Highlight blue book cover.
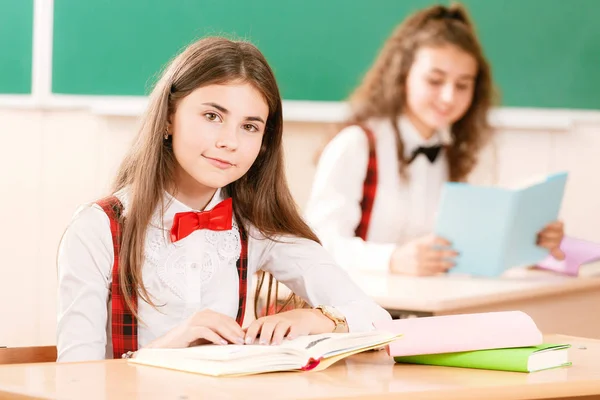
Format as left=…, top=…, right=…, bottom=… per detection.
left=434, top=172, right=568, bottom=277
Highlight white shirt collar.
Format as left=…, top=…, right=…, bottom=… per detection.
left=398, top=115, right=452, bottom=159
left=158, top=188, right=228, bottom=230
left=116, top=186, right=230, bottom=231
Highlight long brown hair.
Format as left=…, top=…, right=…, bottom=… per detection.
left=348, top=3, right=495, bottom=182
left=113, top=37, right=317, bottom=319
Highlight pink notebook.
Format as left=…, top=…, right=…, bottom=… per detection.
left=375, top=311, right=542, bottom=357
left=536, top=236, right=600, bottom=276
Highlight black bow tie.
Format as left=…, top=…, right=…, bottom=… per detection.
left=408, top=145, right=443, bottom=164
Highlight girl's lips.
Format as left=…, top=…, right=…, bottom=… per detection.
left=433, top=107, right=452, bottom=117
left=203, top=155, right=235, bottom=169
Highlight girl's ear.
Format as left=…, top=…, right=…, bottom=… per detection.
left=166, top=116, right=173, bottom=134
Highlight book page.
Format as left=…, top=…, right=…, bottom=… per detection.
left=503, top=171, right=568, bottom=191
left=136, top=341, right=303, bottom=363
left=280, top=331, right=399, bottom=359
left=502, top=174, right=548, bottom=190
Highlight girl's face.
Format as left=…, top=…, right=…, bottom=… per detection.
left=170, top=82, right=268, bottom=198
left=405, top=44, right=478, bottom=137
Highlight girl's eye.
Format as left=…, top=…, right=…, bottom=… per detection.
left=204, top=112, right=222, bottom=122
left=243, top=124, right=259, bottom=132
left=427, top=79, right=443, bottom=86
left=456, top=83, right=471, bottom=91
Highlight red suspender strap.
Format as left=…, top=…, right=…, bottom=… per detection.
left=96, top=196, right=138, bottom=359
left=354, top=126, right=378, bottom=241
left=235, top=224, right=249, bottom=325
left=97, top=196, right=249, bottom=358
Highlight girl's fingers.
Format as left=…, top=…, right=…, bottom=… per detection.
left=212, top=324, right=245, bottom=345
left=258, top=321, right=278, bottom=345
left=244, top=319, right=264, bottom=345
left=550, top=247, right=566, bottom=261
left=422, top=249, right=456, bottom=268
left=286, top=324, right=305, bottom=341
left=537, top=239, right=565, bottom=261
left=271, top=322, right=292, bottom=345
left=424, top=259, right=454, bottom=272
left=432, top=236, right=452, bottom=247
left=189, top=326, right=228, bottom=346
left=203, top=318, right=245, bottom=344
left=538, top=239, right=560, bottom=249
left=539, top=230, right=564, bottom=241
left=545, top=221, right=564, bottom=230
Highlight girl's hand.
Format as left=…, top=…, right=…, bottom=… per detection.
left=244, top=309, right=335, bottom=346
left=537, top=221, right=565, bottom=260
left=389, top=235, right=457, bottom=276
left=145, top=309, right=246, bottom=349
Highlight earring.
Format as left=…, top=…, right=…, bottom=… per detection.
left=164, top=131, right=169, bottom=140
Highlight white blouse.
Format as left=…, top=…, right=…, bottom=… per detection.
left=57, top=188, right=391, bottom=362
left=304, top=116, right=452, bottom=272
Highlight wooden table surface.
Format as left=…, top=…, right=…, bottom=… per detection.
left=0, top=335, right=599, bottom=400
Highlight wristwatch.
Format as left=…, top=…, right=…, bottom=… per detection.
left=315, top=305, right=348, bottom=333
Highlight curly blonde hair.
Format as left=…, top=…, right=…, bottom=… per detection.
left=348, top=3, right=496, bottom=182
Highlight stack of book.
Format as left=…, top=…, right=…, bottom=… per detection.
left=375, top=311, right=571, bottom=373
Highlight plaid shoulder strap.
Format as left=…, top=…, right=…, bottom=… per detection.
left=96, top=196, right=138, bottom=359
left=235, top=224, right=249, bottom=325
left=97, top=196, right=249, bottom=358
left=354, top=126, right=378, bottom=240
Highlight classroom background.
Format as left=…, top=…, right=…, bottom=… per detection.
left=1, top=0, right=599, bottom=347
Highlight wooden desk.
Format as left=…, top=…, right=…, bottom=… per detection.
left=0, top=335, right=599, bottom=400
left=351, top=268, right=600, bottom=338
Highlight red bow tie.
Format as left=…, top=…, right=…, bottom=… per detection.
left=170, top=198, right=233, bottom=242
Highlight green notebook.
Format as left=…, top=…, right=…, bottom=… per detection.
left=394, top=344, right=572, bottom=373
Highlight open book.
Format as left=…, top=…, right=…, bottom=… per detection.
left=129, top=330, right=400, bottom=377
left=435, top=171, right=568, bottom=277
left=394, top=344, right=571, bottom=373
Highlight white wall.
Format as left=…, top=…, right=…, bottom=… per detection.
left=0, top=108, right=599, bottom=346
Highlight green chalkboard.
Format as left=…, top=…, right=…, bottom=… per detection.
left=0, top=0, right=33, bottom=94
left=52, top=0, right=600, bottom=109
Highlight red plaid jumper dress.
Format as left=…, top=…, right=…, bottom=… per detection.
left=96, top=196, right=249, bottom=359
left=354, top=126, right=378, bottom=240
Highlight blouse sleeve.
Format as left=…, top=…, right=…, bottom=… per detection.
left=56, top=204, right=113, bottom=362
left=249, top=232, right=392, bottom=332
left=304, top=126, right=395, bottom=272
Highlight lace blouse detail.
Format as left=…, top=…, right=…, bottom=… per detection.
left=144, top=223, right=241, bottom=301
